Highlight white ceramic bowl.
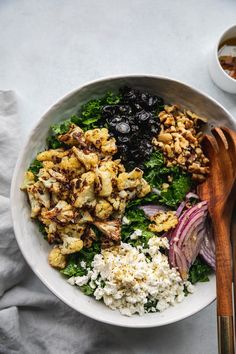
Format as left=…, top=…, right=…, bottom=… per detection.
left=11, top=75, right=236, bottom=328
left=209, top=24, right=236, bottom=94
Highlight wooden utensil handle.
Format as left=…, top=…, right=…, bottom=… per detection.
left=217, top=316, right=234, bottom=354
left=214, top=218, right=233, bottom=317
left=230, top=203, right=236, bottom=344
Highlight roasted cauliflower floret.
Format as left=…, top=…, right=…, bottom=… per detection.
left=85, top=128, right=109, bottom=149
left=148, top=211, right=178, bottom=233
left=41, top=201, right=75, bottom=224
left=36, top=149, right=68, bottom=161
left=58, top=223, right=86, bottom=239
left=95, top=199, right=113, bottom=220
left=58, top=124, right=86, bottom=146
left=48, top=247, right=67, bottom=269
left=72, top=171, right=96, bottom=208
left=60, top=235, right=83, bottom=255
left=117, top=168, right=143, bottom=190
left=72, top=146, right=99, bottom=170
left=84, top=128, right=117, bottom=155
left=27, top=181, right=50, bottom=217
left=59, top=155, right=85, bottom=177
left=101, top=137, right=117, bottom=155
left=38, top=169, right=60, bottom=194
left=93, top=220, right=121, bottom=240
left=137, top=178, right=151, bottom=198
left=44, top=221, right=58, bottom=243
left=81, top=227, right=97, bottom=248
left=77, top=210, right=93, bottom=224
left=42, top=161, right=55, bottom=170
left=48, top=169, right=68, bottom=183
left=99, top=159, right=123, bottom=176
left=21, top=171, right=35, bottom=190
left=95, top=169, right=113, bottom=197
left=27, top=192, right=41, bottom=218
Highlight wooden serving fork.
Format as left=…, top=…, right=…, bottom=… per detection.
left=197, top=127, right=236, bottom=354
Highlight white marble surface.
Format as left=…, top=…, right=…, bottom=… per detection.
left=1, top=0, right=236, bottom=353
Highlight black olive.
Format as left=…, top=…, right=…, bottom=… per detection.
left=130, top=124, right=139, bottom=133
left=117, top=136, right=129, bottom=143
left=147, top=96, right=158, bottom=107
left=132, top=103, right=143, bottom=112
left=123, top=89, right=137, bottom=102
left=102, top=105, right=117, bottom=118
left=118, top=105, right=132, bottom=115
left=103, top=86, right=165, bottom=170
left=108, top=116, right=123, bottom=127
left=115, top=122, right=130, bottom=134
left=118, top=143, right=129, bottom=153
left=136, top=110, right=151, bottom=123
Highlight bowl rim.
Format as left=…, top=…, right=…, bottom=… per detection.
left=215, top=24, right=236, bottom=84
left=10, top=74, right=235, bottom=327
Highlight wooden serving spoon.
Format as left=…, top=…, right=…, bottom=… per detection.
left=219, top=127, right=236, bottom=338
left=197, top=127, right=236, bottom=354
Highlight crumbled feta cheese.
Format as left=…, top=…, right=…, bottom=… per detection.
left=130, top=229, right=142, bottom=240
left=80, top=260, right=86, bottom=268
left=185, top=281, right=195, bottom=294
left=79, top=237, right=192, bottom=316
left=74, top=275, right=90, bottom=286
left=68, top=236, right=195, bottom=317
left=67, top=276, right=75, bottom=285
left=122, top=216, right=130, bottom=225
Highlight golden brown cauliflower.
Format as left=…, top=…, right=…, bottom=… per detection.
left=60, top=235, right=83, bottom=255
left=95, top=199, right=113, bottom=220
left=72, top=171, right=96, bottom=208
left=77, top=210, right=93, bottom=224
left=117, top=168, right=143, bottom=190
left=84, top=128, right=109, bottom=149
left=93, top=220, right=121, bottom=241
left=101, top=137, right=117, bottom=155
left=84, top=128, right=117, bottom=155
left=81, top=227, right=97, bottom=248
left=27, top=181, right=50, bottom=218
left=36, top=149, right=68, bottom=161
left=57, top=223, right=86, bottom=239
left=48, top=169, right=68, bottom=183
left=48, top=247, right=67, bottom=269
left=148, top=211, right=178, bottom=233
left=58, top=124, right=86, bottom=146
left=72, top=147, right=99, bottom=170
left=99, top=159, right=124, bottom=176
left=38, top=169, right=61, bottom=194
left=21, top=171, right=35, bottom=190
left=41, top=201, right=75, bottom=224
left=95, top=169, right=113, bottom=197
left=137, top=178, right=151, bottom=198
left=59, top=155, right=85, bottom=177
left=42, top=161, right=55, bottom=170
left=93, top=220, right=121, bottom=248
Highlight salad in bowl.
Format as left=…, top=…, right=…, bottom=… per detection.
left=21, top=86, right=215, bottom=317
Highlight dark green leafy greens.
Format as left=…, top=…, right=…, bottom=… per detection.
left=35, top=219, right=47, bottom=238
left=61, top=240, right=101, bottom=295
left=127, top=151, right=192, bottom=209
left=121, top=209, right=156, bottom=247
left=28, top=159, right=43, bottom=176
left=188, top=257, right=213, bottom=284
left=47, top=92, right=121, bottom=149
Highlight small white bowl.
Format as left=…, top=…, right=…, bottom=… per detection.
left=209, top=24, right=236, bottom=94
left=10, top=75, right=236, bottom=327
